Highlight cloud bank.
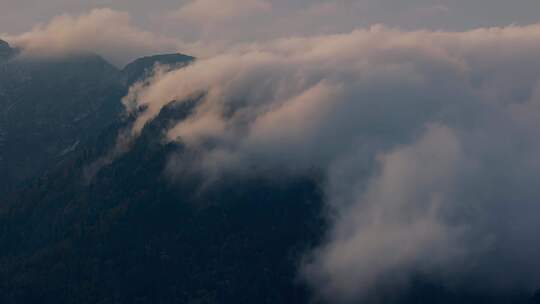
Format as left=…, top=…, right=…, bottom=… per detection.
left=121, top=24, right=540, bottom=302
left=7, top=0, right=540, bottom=48
left=2, top=8, right=183, bottom=66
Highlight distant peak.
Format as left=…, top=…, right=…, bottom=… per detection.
left=0, top=39, right=17, bottom=61
left=123, top=53, right=195, bottom=70
left=121, top=53, right=195, bottom=85
left=0, top=39, right=12, bottom=52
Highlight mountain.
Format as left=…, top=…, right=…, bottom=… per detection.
left=1, top=48, right=539, bottom=304
left=121, top=53, right=194, bottom=85
left=0, top=39, right=16, bottom=62
left=0, top=53, right=124, bottom=194
left=0, top=49, right=193, bottom=195
left=2, top=91, right=539, bottom=304
left=0, top=100, right=325, bottom=304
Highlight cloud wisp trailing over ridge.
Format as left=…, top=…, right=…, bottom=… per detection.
left=5, top=0, right=540, bottom=45
left=2, top=8, right=183, bottom=66
left=121, top=24, right=540, bottom=302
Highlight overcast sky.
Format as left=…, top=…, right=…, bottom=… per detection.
left=3, top=0, right=540, bottom=63
left=3, top=0, right=540, bottom=38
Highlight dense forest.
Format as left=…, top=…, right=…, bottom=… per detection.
left=1, top=38, right=540, bottom=303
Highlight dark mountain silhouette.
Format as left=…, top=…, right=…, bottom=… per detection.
left=0, top=48, right=192, bottom=195
left=0, top=39, right=17, bottom=62
left=0, top=48, right=538, bottom=304
left=121, top=53, right=194, bottom=85
left=0, top=53, right=123, bottom=193
left=0, top=99, right=325, bottom=304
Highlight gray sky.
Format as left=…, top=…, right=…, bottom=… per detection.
left=3, top=0, right=540, bottom=63
left=2, top=0, right=540, bottom=37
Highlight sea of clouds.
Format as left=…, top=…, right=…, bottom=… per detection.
left=123, top=24, right=540, bottom=302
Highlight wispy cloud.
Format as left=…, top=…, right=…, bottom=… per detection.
left=122, top=24, right=540, bottom=301
left=2, top=8, right=184, bottom=66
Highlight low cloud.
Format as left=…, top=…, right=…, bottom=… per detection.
left=2, top=8, right=184, bottom=66
left=304, top=124, right=467, bottom=301
left=121, top=23, right=540, bottom=302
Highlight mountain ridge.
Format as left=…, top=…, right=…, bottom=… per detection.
left=0, top=39, right=17, bottom=62
left=0, top=49, right=194, bottom=195
left=121, top=53, right=194, bottom=85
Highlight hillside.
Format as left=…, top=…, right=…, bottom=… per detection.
left=0, top=41, right=192, bottom=195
